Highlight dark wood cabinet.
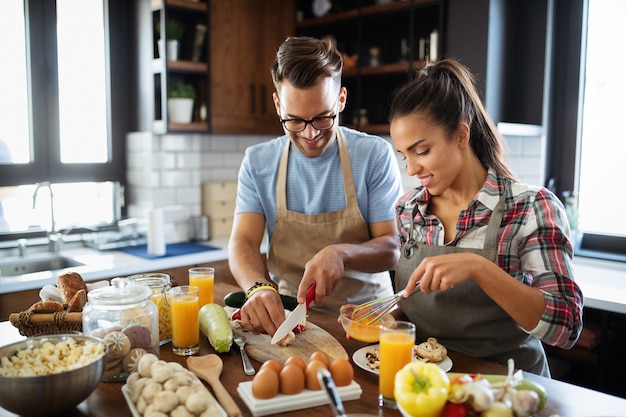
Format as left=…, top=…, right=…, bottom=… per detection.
left=210, top=0, right=294, bottom=135
left=445, top=0, right=548, bottom=126
left=294, top=0, right=444, bottom=135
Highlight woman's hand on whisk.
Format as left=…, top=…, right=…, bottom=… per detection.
left=407, top=253, right=482, bottom=295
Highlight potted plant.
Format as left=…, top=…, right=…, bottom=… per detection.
left=167, top=81, right=196, bottom=123
left=156, top=18, right=185, bottom=61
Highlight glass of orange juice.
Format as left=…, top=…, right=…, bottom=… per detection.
left=378, top=321, right=415, bottom=409
left=168, top=285, right=200, bottom=356
left=189, top=267, right=214, bottom=308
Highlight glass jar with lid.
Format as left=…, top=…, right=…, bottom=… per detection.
left=83, top=285, right=158, bottom=381
left=126, top=273, right=172, bottom=345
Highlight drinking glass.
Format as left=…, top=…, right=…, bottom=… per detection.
left=378, top=321, right=416, bottom=409
left=168, top=285, right=199, bottom=356
left=189, top=267, right=214, bottom=308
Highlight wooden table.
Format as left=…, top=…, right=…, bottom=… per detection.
left=2, top=276, right=626, bottom=417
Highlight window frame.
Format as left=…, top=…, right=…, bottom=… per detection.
left=0, top=0, right=132, bottom=188
left=545, top=0, right=625, bottom=262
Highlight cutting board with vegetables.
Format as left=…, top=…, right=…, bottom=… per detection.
left=225, top=308, right=348, bottom=363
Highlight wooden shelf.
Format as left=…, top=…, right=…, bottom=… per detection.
left=153, top=120, right=209, bottom=133
left=344, top=60, right=427, bottom=77
left=296, top=0, right=435, bottom=28
left=152, top=59, right=208, bottom=73
left=151, top=0, right=207, bottom=12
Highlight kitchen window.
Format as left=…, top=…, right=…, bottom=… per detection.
left=571, top=0, right=626, bottom=261
left=0, top=0, right=133, bottom=235
left=577, top=0, right=626, bottom=237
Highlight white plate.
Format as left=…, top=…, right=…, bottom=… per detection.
left=122, top=384, right=227, bottom=417
left=352, top=344, right=453, bottom=375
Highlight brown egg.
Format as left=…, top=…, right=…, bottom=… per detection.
left=260, top=359, right=283, bottom=375
left=279, top=364, right=305, bottom=395
left=309, top=351, right=331, bottom=367
left=251, top=369, right=279, bottom=399
left=329, top=358, right=354, bottom=386
left=284, top=355, right=307, bottom=372
left=304, top=360, right=327, bottom=390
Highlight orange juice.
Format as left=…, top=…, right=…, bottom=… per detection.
left=168, top=286, right=199, bottom=355
left=189, top=267, right=214, bottom=307
left=378, top=322, right=415, bottom=407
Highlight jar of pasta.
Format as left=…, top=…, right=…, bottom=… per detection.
left=126, top=273, right=172, bottom=345
left=83, top=285, right=158, bottom=381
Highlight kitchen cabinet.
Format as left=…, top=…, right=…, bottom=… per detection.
left=210, top=0, right=294, bottom=135
left=148, top=0, right=211, bottom=133
left=445, top=0, right=548, bottom=125
left=294, top=0, right=444, bottom=135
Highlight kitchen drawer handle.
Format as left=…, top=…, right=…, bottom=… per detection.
left=249, top=84, right=256, bottom=114
left=260, top=85, right=267, bottom=114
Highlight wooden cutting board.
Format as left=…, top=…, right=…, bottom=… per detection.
left=227, top=311, right=348, bottom=363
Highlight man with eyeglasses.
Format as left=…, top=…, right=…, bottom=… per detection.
left=228, top=36, right=403, bottom=337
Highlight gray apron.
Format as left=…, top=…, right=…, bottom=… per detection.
left=395, top=186, right=550, bottom=376
left=267, top=130, right=393, bottom=314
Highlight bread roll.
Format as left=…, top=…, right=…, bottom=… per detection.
left=28, top=300, right=64, bottom=313
left=56, top=272, right=87, bottom=304
left=66, top=288, right=87, bottom=312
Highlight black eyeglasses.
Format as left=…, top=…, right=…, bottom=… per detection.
left=279, top=114, right=337, bottom=132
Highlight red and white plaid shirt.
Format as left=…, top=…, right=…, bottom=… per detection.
left=395, top=169, right=584, bottom=349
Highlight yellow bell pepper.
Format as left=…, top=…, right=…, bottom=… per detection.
left=394, top=361, right=450, bottom=417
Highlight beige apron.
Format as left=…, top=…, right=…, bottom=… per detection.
left=395, top=185, right=550, bottom=376
left=267, top=130, right=394, bottom=314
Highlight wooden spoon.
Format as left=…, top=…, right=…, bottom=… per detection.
left=187, top=354, right=242, bottom=417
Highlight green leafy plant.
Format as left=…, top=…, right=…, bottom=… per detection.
left=168, top=81, right=196, bottom=99
left=156, top=18, right=184, bottom=40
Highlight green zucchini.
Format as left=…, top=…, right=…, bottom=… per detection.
left=198, top=303, right=233, bottom=353
left=223, top=290, right=298, bottom=310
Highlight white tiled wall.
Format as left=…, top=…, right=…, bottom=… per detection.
left=126, top=123, right=546, bottom=243
left=498, top=122, right=545, bottom=188
left=125, top=132, right=272, bottom=243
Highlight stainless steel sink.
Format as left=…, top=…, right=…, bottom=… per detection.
left=0, top=254, right=84, bottom=277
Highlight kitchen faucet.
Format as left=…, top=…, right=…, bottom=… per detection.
left=32, top=182, right=62, bottom=253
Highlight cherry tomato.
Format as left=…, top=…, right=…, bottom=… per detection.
left=440, top=402, right=470, bottom=417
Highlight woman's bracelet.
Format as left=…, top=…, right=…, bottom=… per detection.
left=246, top=281, right=278, bottom=299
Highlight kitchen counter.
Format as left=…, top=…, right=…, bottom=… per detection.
left=2, top=274, right=626, bottom=417
left=2, top=240, right=625, bottom=317
left=0, top=238, right=231, bottom=295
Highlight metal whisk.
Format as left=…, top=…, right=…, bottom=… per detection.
left=351, top=284, right=421, bottom=325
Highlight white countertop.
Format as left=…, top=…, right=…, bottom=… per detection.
left=572, top=256, right=626, bottom=315
left=1, top=240, right=625, bottom=315
left=0, top=238, right=230, bottom=295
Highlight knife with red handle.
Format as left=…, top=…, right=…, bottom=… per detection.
left=270, top=283, right=316, bottom=344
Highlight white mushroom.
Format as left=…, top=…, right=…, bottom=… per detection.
left=152, top=390, right=179, bottom=414
left=185, top=392, right=210, bottom=414
left=138, top=353, right=159, bottom=378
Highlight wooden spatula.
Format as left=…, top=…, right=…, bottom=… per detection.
left=187, top=354, right=242, bottom=417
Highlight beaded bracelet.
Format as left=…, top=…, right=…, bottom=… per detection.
left=246, top=281, right=278, bottom=299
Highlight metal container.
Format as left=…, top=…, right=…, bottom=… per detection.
left=0, top=334, right=107, bottom=417
left=190, top=215, right=210, bottom=241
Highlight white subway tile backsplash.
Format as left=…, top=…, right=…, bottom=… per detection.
left=125, top=131, right=269, bottom=243
left=498, top=123, right=545, bottom=188
left=161, top=170, right=192, bottom=188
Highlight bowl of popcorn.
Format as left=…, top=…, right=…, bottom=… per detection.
left=0, top=334, right=108, bottom=417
